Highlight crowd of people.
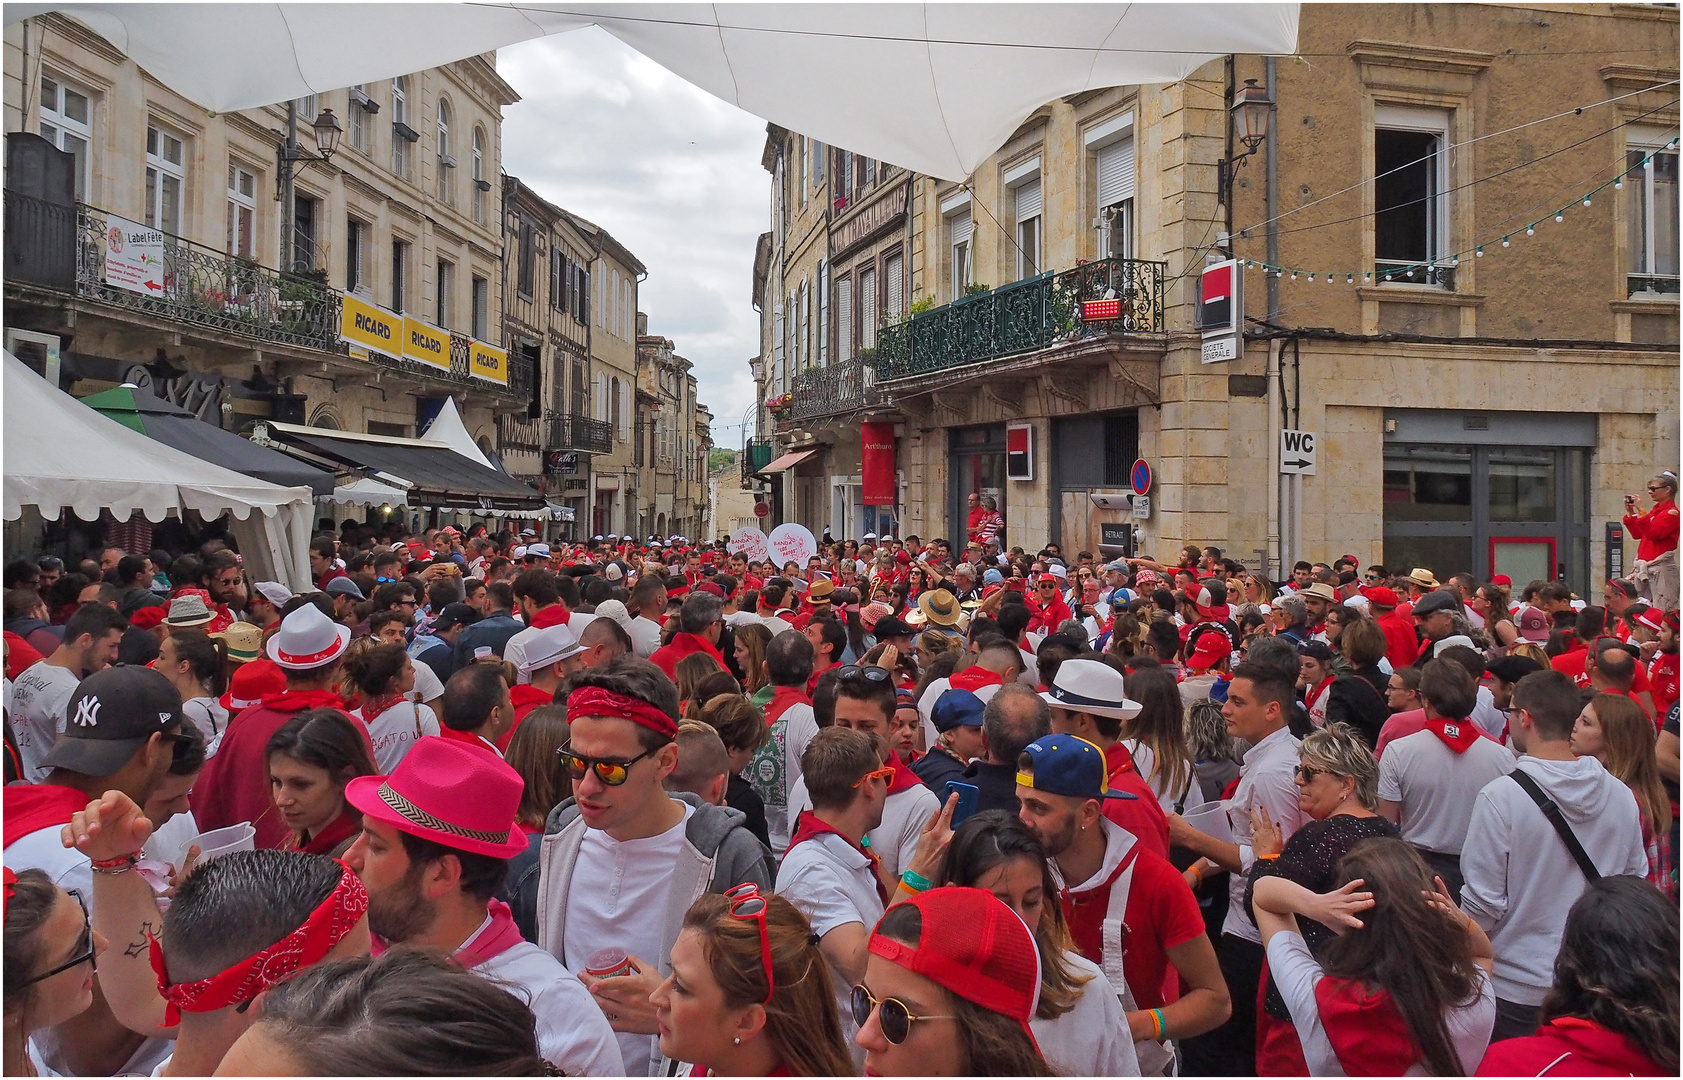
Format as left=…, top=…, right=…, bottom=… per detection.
left=2, top=482, right=1678, bottom=1077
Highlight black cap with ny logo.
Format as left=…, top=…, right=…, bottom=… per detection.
left=40, top=666, right=184, bottom=777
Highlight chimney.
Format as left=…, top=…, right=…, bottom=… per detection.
left=636, top=311, right=648, bottom=336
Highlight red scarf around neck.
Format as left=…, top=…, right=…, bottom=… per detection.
left=1304, top=676, right=1334, bottom=710
left=764, top=685, right=811, bottom=726
left=885, top=750, right=924, bottom=797
left=529, top=605, right=571, bottom=630
left=291, top=811, right=361, bottom=856
left=1425, top=716, right=1483, bottom=754
left=261, top=689, right=351, bottom=713
left=1314, top=978, right=1422, bottom=1076
left=360, top=693, right=406, bottom=725
left=3, top=784, right=89, bottom=849
left=787, top=810, right=889, bottom=905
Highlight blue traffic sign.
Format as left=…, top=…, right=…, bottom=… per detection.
left=1130, top=459, right=1153, bottom=496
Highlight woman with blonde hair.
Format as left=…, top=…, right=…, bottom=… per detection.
left=675, top=651, right=728, bottom=713
left=733, top=622, right=773, bottom=701
left=1122, top=664, right=1193, bottom=812
left=1571, top=693, right=1674, bottom=896
left=651, top=889, right=854, bottom=1076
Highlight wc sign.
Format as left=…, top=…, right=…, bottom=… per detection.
left=1279, top=429, right=1318, bottom=475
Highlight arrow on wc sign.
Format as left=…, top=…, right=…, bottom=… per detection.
left=1280, top=429, right=1317, bottom=475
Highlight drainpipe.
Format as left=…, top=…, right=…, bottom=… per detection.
left=1264, top=55, right=1283, bottom=580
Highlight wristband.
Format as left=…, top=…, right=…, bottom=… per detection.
left=1257, top=852, right=1280, bottom=861
left=900, top=869, right=933, bottom=892
left=1151, top=1008, right=1168, bottom=1041
left=89, top=853, right=139, bottom=874
left=1188, top=863, right=1204, bottom=884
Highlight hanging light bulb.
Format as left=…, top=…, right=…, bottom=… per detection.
left=1501, top=236, right=1510, bottom=248
left=1363, top=273, right=1372, bottom=283
left=1583, top=196, right=1592, bottom=207
left=1555, top=212, right=1564, bottom=223
left=1346, top=274, right=1354, bottom=284
left=1614, top=178, right=1624, bottom=190
left=1475, top=246, right=1483, bottom=257
left=1307, top=272, right=1315, bottom=282
left=1526, top=225, right=1535, bottom=236
left=1290, top=271, right=1297, bottom=281
left=1451, top=256, right=1460, bottom=266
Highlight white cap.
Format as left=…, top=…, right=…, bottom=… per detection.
left=527, top=543, right=552, bottom=558
left=511, top=545, right=527, bottom=558
left=1048, top=564, right=1068, bottom=580
left=253, top=580, right=292, bottom=608
left=519, top=623, right=585, bottom=672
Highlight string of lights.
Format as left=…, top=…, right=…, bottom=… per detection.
left=1239, top=140, right=1679, bottom=285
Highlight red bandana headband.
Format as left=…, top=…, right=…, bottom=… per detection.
left=149, top=862, right=368, bottom=1025
left=567, top=686, right=679, bottom=738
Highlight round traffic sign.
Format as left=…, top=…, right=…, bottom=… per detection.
left=754, top=502, right=771, bottom=518
left=1130, top=459, right=1153, bottom=496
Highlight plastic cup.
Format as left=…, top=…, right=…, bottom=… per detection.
left=1182, top=800, right=1233, bottom=844
left=584, top=948, right=634, bottom=980
left=182, top=822, right=256, bottom=867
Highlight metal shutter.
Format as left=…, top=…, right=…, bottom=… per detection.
left=836, top=276, right=853, bottom=361
left=885, top=254, right=904, bottom=319
left=1014, top=178, right=1042, bottom=222
left=1097, top=136, right=1134, bottom=208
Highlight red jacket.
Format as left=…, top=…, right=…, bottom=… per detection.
left=650, top=632, right=727, bottom=680
left=1623, top=500, right=1678, bottom=563
left=1476, top=1017, right=1667, bottom=1076
left=1027, top=594, right=1074, bottom=636
left=1101, top=743, right=1170, bottom=862
left=1375, top=609, right=1421, bottom=669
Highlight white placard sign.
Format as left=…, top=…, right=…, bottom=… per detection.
left=765, top=523, right=818, bottom=569
left=103, top=215, right=166, bottom=296
left=727, top=526, right=769, bottom=560
left=1279, top=429, right=1318, bottom=475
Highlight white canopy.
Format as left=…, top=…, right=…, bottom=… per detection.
left=3, top=352, right=315, bottom=590
left=17, top=3, right=1299, bottom=179
left=421, top=397, right=494, bottom=470
left=322, top=477, right=409, bottom=508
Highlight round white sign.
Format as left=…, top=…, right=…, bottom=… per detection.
left=765, top=522, right=819, bottom=568
left=727, top=526, right=769, bottom=560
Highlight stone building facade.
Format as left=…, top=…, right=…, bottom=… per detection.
left=749, top=3, right=1678, bottom=592
left=636, top=322, right=713, bottom=540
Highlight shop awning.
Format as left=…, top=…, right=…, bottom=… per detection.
left=758, top=448, right=819, bottom=475
left=258, top=422, right=544, bottom=510
left=79, top=385, right=337, bottom=496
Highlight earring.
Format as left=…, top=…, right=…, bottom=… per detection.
left=733, top=1037, right=741, bottom=1046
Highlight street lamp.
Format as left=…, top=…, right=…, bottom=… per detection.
left=278, top=102, right=344, bottom=273
left=1218, top=79, right=1273, bottom=207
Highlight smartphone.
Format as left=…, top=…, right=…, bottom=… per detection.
left=943, top=781, right=981, bottom=827
left=1007, top=580, right=1024, bottom=592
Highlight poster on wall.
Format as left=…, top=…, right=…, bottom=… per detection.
left=861, top=421, right=897, bottom=506
left=1006, top=423, right=1033, bottom=481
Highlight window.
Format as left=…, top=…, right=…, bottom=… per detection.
left=348, top=86, right=369, bottom=153
left=435, top=259, right=452, bottom=328
left=575, top=263, right=590, bottom=324
left=436, top=99, right=454, bottom=204
left=949, top=209, right=972, bottom=298
left=884, top=252, right=904, bottom=322
left=1374, top=106, right=1451, bottom=286
left=472, top=127, right=486, bottom=224
left=145, top=122, right=186, bottom=235
left=517, top=217, right=535, bottom=299
left=471, top=275, right=489, bottom=340
left=391, top=240, right=409, bottom=313
left=1090, top=124, right=1135, bottom=260
left=1011, top=172, right=1042, bottom=280
left=835, top=275, right=853, bottom=360
left=551, top=249, right=567, bottom=311
left=798, top=137, right=807, bottom=206
left=226, top=163, right=256, bottom=258
left=345, top=217, right=366, bottom=293
left=860, top=266, right=878, bottom=348
left=391, top=76, right=412, bottom=178
left=1624, top=129, right=1679, bottom=295
left=612, top=378, right=624, bottom=441
left=291, top=196, right=317, bottom=270
left=864, top=157, right=877, bottom=188
left=296, top=95, right=317, bottom=124
left=39, top=74, right=92, bottom=199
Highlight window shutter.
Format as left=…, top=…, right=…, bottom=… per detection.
left=951, top=210, right=973, bottom=245
left=860, top=267, right=877, bottom=348
left=1097, top=137, right=1134, bottom=208
left=836, top=276, right=853, bottom=361
left=885, top=254, right=904, bottom=319
left=1014, top=179, right=1042, bottom=222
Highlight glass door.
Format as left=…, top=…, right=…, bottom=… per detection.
left=948, top=426, right=1005, bottom=547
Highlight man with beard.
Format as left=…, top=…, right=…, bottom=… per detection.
left=344, top=737, right=623, bottom=1076
left=201, top=551, right=248, bottom=623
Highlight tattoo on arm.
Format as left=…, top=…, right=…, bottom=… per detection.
left=122, top=920, right=157, bottom=959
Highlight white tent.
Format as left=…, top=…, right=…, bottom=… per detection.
left=3, top=352, right=315, bottom=591
left=421, top=397, right=494, bottom=470
left=322, top=477, right=409, bottom=508
left=15, top=3, right=1299, bottom=179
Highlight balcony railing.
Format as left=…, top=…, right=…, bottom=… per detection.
left=6, top=192, right=531, bottom=398
left=741, top=437, right=772, bottom=488
left=1374, top=260, right=1455, bottom=290
left=789, top=355, right=880, bottom=421
left=873, top=255, right=1164, bottom=383
left=547, top=413, right=613, bottom=455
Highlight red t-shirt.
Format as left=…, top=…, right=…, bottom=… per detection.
left=1062, top=835, right=1206, bottom=1011
left=1102, top=742, right=1171, bottom=862
left=1554, top=643, right=1652, bottom=696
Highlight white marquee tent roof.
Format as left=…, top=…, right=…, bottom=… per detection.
left=422, top=396, right=495, bottom=470
left=14, top=3, right=1299, bottom=179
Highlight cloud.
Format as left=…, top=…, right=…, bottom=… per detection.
left=497, top=29, right=767, bottom=446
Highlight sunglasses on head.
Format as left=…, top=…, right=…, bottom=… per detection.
left=851, top=983, right=956, bottom=1044
left=557, top=743, right=658, bottom=786
left=17, top=889, right=94, bottom=988
left=835, top=665, right=891, bottom=685
left=722, top=884, right=775, bottom=1002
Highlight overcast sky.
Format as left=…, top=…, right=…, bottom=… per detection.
left=498, top=28, right=767, bottom=451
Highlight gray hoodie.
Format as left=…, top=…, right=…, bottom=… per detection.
left=533, top=791, right=774, bottom=1075
left=1460, top=755, right=1648, bottom=1005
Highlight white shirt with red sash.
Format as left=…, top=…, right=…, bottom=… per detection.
left=1304, top=676, right=1334, bottom=729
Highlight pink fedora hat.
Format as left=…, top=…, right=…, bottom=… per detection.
left=345, top=737, right=529, bottom=859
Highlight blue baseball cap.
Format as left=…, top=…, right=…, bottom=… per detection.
left=932, top=688, right=986, bottom=733
left=1016, top=735, right=1135, bottom=800
left=983, top=568, right=1004, bottom=586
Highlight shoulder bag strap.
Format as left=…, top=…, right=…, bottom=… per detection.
left=1508, top=769, right=1601, bottom=881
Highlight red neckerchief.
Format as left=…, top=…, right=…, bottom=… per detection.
left=529, top=605, right=571, bottom=630
left=260, top=689, right=351, bottom=713
left=3, top=784, right=89, bottom=849
left=291, top=811, right=361, bottom=856
left=360, top=693, right=406, bottom=725
left=672, top=632, right=728, bottom=668
left=510, top=684, right=553, bottom=713
left=764, top=685, right=811, bottom=726
left=886, top=750, right=923, bottom=796
left=1304, top=676, right=1334, bottom=710
left=1425, top=716, right=1482, bottom=754
left=1313, top=978, right=1421, bottom=1076
left=788, top=811, right=888, bottom=905
left=950, top=666, right=1004, bottom=695
left=451, top=900, right=527, bottom=969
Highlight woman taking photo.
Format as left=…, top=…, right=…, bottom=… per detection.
left=1251, top=836, right=1495, bottom=1076
left=855, top=887, right=1051, bottom=1077
left=936, top=812, right=1141, bottom=1076
left=264, top=708, right=375, bottom=858
left=1122, top=665, right=1194, bottom=813
left=4, top=868, right=107, bottom=1077
left=153, top=628, right=229, bottom=745
left=1476, top=875, right=1677, bottom=1076
left=650, top=888, right=853, bottom=1077
left=344, top=643, right=438, bottom=772
left=1571, top=693, right=1674, bottom=897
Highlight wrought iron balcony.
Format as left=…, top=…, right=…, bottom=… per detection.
left=547, top=413, right=613, bottom=455
left=789, top=355, right=880, bottom=421
left=872, top=255, right=1165, bottom=383
left=741, top=437, right=772, bottom=488
left=1373, top=260, right=1455, bottom=290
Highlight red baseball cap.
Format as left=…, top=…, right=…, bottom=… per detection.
left=1037, top=573, right=1059, bottom=585
left=1187, top=632, right=1232, bottom=671
left=1362, top=585, right=1401, bottom=609
left=1490, top=574, right=1512, bottom=587
left=868, top=887, right=1041, bottom=1039
left=345, top=736, right=529, bottom=859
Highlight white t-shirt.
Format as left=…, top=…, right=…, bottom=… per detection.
left=410, top=660, right=445, bottom=705
left=562, top=804, right=694, bottom=1077
left=182, top=695, right=230, bottom=747
left=1378, top=728, right=1516, bottom=855
left=9, top=661, right=80, bottom=782
left=4, top=826, right=92, bottom=900
left=629, top=616, right=664, bottom=659
left=1119, top=738, right=1187, bottom=814
left=758, top=614, right=794, bottom=637
left=747, top=701, right=817, bottom=857
left=352, top=700, right=442, bottom=773
left=136, top=810, right=201, bottom=910
left=1030, top=951, right=1142, bottom=1077
left=781, top=777, right=935, bottom=880
left=1224, top=725, right=1308, bottom=943
left=775, top=830, right=885, bottom=1065
left=1266, top=930, right=1494, bottom=1076
left=470, top=932, right=625, bottom=1077
left=721, top=610, right=763, bottom=629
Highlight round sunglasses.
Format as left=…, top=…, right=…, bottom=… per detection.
left=851, top=983, right=956, bottom=1044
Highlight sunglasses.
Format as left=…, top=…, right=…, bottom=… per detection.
left=1293, top=764, right=1323, bottom=782
left=853, top=765, right=896, bottom=788
left=557, top=743, right=658, bottom=786
left=723, top=883, right=775, bottom=1002
left=836, top=665, right=891, bottom=685
left=17, top=889, right=94, bottom=988
left=851, top=983, right=956, bottom=1044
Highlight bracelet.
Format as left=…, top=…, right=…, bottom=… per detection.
left=1150, top=1007, right=1168, bottom=1040
left=89, top=853, right=139, bottom=875
left=900, top=869, right=933, bottom=892
left=1257, top=852, right=1280, bottom=861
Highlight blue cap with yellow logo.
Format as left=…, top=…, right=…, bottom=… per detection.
left=1016, top=735, right=1136, bottom=800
